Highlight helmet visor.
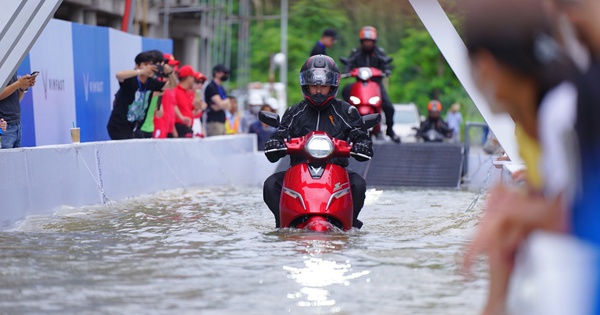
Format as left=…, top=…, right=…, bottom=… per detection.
left=299, top=68, right=340, bottom=87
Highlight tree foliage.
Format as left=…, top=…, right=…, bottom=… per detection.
left=241, top=0, right=477, bottom=120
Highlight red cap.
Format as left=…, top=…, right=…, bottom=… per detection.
left=163, top=53, right=180, bottom=66
left=194, top=71, right=207, bottom=82
left=178, top=65, right=195, bottom=78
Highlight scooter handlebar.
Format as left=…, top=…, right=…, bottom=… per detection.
left=284, top=132, right=352, bottom=159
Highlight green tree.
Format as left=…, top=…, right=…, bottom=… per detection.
left=388, top=27, right=472, bottom=118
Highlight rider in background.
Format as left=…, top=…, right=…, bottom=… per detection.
left=342, top=26, right=401, bottom=143
left=310, top=29, right=337, bottom=56
left=263, top=55, right=373, bottom=229
left=416, top=100, right=453, bottom=141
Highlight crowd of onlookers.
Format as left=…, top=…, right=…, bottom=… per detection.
left=106, top=50, right=278, bottom=150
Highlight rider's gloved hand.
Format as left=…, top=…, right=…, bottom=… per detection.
left=264, top=138, right=287, bottom=163
left=351, top=140, right=373, bottom=162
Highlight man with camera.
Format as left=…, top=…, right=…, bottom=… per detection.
left=107, top=50, right=176, bottom=140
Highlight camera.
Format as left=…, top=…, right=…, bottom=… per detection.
left=154, top=63, right=169, bottom=78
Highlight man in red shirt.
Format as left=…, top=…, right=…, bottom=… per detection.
left=172, top=65, right=196, bottom=138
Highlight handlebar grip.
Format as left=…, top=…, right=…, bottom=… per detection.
left=350, top=152, right=372, bottom=160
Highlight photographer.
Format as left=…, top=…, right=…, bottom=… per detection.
left=107, top=50, right=176, bottom=140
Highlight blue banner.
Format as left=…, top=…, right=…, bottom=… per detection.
left=16, top=55, right=35, bottom=147
left=72, top=23, right=111, bottom=142
left=142, top=37, right=173, bottom=55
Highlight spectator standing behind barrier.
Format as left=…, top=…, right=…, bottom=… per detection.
left=249, top=104, right=277, bottom=150
left=107, top=51, right=175, bottom=140
left=172, top=65, right=197, bottom=138
left=204, top=64, right=231, bottom=137
left=0, top=73, right=36, bottom=149
left=310, top=29, right=337, bottom=56
left=225, top=96, right=241, bottom=134
left=240, top=92, right=264, bottom=133
left=191, top=71, right=208, bottom=137
left=446, top=103, right=463, bottom=142
left=144, top=53, right=180, bottom=138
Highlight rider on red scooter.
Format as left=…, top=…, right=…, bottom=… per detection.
left=342, top=26, right=401, bottom=143
left=263, top=55, right=373, bottom=229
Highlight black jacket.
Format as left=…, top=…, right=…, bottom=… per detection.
left=271, top=99, right=372, bottom=167
left=344, top=46, right=391, bottom=79
left=417, top=118, right=453, bottom=140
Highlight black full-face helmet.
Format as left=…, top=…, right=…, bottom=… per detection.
left=299, top=54, right=341, bottom=110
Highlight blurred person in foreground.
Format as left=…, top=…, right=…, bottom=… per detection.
left=0, top=72, right=36, bottom=148
left=461, top=0, right=579, bottom=314
left=552, top=1, right=600, bottom=313
left=204, top=64, right=231, bottom=137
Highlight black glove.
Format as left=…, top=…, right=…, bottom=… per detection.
left=351, top=140, right=373, bottom=162
left=264, top=138, right=287, bottom=163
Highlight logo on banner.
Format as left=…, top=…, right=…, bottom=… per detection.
left=41, top=69, right=66, bottom=100
left=83, top=72, right=105, bottom=102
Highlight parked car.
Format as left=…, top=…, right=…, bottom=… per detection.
left=387, top=103, right=421, bottom=142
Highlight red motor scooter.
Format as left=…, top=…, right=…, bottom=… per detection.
left=260, top=111, right=380, bottom=232
left=340, top=57, right=392, bottom=138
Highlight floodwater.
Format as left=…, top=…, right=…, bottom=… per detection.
left=0, top=187, right=488, bottom=315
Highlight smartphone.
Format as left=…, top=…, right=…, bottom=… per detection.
left=30, top=71, right=39, bottom=77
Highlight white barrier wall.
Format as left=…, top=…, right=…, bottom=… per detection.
left=0, top=135, right=278, bottom=228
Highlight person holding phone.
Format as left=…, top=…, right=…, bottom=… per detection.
left=0, top=72, right=36, bottom=149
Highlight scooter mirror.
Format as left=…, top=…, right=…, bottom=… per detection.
left=362, top=113, right=381, bottom=131
left=259, top=110, right=280, bottom=128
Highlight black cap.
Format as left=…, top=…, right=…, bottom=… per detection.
left=212, top=64, right=230, bottom=74
left=322, top=29, right=337, bottom=39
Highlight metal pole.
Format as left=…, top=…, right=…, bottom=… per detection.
left=128, top=0, right=137, bottom=34
left=280, top=0, right=288, bottom=86
left=162, top=0, right=169, bottom=38
left=225, top=0, right=232, bottom=73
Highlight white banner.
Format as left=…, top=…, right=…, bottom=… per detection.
left=29, top=19, right=77, bottom=146
left=108, top=29, right=142, bottom=110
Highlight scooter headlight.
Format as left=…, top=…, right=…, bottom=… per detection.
left=306, top=134, right=334, bottom=159
left=357, top=67, right=373, bottom=81
left=349, top=96, right=361, bottom=105
left=368, top=96, right=380, bottom=105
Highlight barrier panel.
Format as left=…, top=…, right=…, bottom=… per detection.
left=0, top=135, right=277, bottom=228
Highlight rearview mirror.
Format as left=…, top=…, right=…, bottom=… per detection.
left=259, top=110, right=280, bottom=128
left=361, top=113, right=381, bottom=131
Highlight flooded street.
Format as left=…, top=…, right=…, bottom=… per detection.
left=0, top=187, right=488, bottom=314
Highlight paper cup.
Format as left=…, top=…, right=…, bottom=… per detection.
left=70, top=128, right=80, bottom=143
